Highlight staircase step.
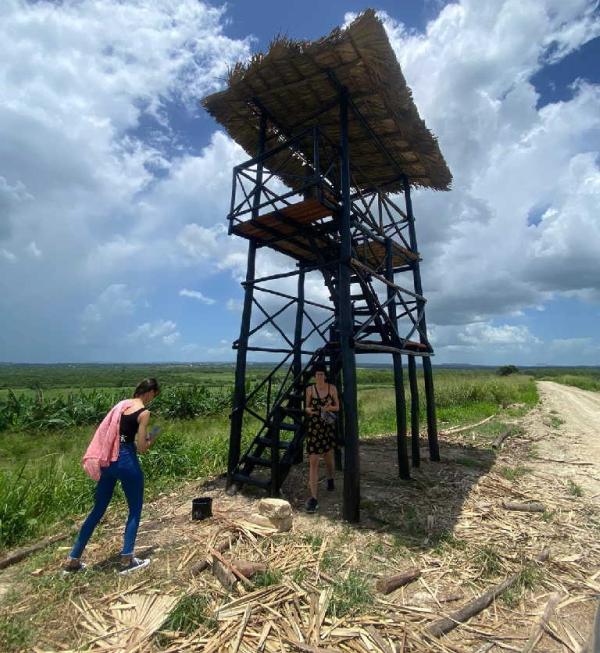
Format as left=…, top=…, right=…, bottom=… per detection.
left=281, top=406, right=304, bottom=416
left=232, top=472, right=271, bottom=490
left=279, top=422, right=299, bottom=432
left=245, top=454, right=272, bottom=468
left=257, top=437, right=292, bottom=449
left=351, top=293, right=366, bottom=300
left=353, top=308, right=373, bottom=316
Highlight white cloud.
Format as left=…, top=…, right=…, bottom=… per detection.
left=1, top=248, right=17, bottom=263
left=1, top=0, right=598, bottom=363
left=458, top=323, right=540, bottom=347
left=179, top=288, right=215, bottom=304
left=226, top=298, right=243, bottom=312
left=0, top=0, right=251, bottom=361
left=80, top=284, right=139, bottom=348
left=26, top=241, right=42, bottom=258
left=370, top=0, right=600, bottom=347
left=128, top=319, right=180, bottom=346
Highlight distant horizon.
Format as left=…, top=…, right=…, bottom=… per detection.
left=1, top=360, right=599, bottom=369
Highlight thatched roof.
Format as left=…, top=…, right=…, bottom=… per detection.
left=203, top=10, right=451, bottom=192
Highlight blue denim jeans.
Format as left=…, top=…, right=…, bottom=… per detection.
left=70, top=443, right=144, bottom=558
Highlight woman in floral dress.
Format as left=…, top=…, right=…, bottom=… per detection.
left=304, top=363, right=339, bottom=513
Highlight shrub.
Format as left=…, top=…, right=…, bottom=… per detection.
left=497, top=365, right=519, bottom=376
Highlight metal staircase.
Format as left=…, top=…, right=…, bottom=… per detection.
left=230, top=348, right=329, bottom=495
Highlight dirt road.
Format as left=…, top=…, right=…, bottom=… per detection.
left=526, top=381, right=600, bottom=498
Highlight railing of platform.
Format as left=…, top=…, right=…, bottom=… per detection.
left=227, top=126, right=340, bottom=233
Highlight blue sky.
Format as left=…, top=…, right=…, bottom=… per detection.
left=0, top=0, right=599, bottom=365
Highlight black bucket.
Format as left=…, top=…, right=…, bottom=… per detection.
left=192, top=497, right=213, bottom=520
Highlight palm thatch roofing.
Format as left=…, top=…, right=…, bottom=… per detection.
left=203, top=10, right=451, bottom=193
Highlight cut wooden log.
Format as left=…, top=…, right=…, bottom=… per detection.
left=230, top=559, right=268, bottom=578
left=492, top=428, right=513, bottom=449
left=442, top=414, right=496, bottom=436
left=212, top=558, right=237, bottom=590
left=210, top=547, right=254, bottom=587
left=190, top=538, right=232, bottom=577
left=502, top=501, right=545, bottom=513
left=521, top=592, right=561, bottom=653
left=426, top=548, right=550, bottom=638
left=376, top=567, right=421, bottom=594
left=0, top=532, right=69, bottom=570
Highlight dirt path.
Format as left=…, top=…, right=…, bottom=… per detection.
left=525, top=381, right=600, bottom=498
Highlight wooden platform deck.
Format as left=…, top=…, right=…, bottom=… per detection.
left=232, top=199, right=417, bottom=268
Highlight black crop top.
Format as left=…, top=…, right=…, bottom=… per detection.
left=119, top=407, right=145, bottom=444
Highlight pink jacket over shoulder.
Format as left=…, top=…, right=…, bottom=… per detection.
left=82, top=399, right=134, bottom=481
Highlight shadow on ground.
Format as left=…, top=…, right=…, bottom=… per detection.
left=236, top=433, right=497, bottom=551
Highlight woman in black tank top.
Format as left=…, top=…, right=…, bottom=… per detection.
left=65, top=378, right=160, bottom=575
left=120, top=407, right=146, bottom=444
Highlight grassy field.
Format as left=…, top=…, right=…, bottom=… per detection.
left=0, top=364, right=541, bottom=550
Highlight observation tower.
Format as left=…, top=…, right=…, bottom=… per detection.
left=203, top=10, right=451, bottom=522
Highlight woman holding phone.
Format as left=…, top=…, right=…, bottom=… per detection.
left=64, top=378, right=160, bottom=574
left=304, top=363, right=339, bottom=513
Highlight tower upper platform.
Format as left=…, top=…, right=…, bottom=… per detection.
left=203, top=10, right=451, bottom=194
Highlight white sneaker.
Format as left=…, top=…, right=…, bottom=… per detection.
left=119, top=557, right=150, bottom=575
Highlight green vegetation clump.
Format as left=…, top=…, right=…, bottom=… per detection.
left=161, top=594, right=215, bottom=634
left=0, top=418, right=232, bottom=548
left=526, top=367, right=600, bottom=393
left=567, top=479, right=583, bottom=497
left=329, top=571, right=373, bottom=617
left=499, top=465, right=531, bottom=481
left=0, top=385, right=240, bottom=432
left=0, top=614, right=33, bottom=652
left=497, top=365, right=519, bottom=376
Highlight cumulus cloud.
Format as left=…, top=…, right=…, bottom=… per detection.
left=128, top=319, right=180, bottom=346
left=366, top=1, right=600, bottom=358
left=179, top=288, right=215, bottom=304
left=80, top=283, right=140, bottom=348
left=0, top=0, right=251, bottom=361
left=1, top=0, right=598, bottom=363
left=26, top=241, right=42, bottom=258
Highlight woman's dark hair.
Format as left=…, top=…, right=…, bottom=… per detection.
left=312, top=362, right=327, bottom=377
left=133, top=378, right=160, bottom=398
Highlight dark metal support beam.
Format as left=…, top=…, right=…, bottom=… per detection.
left=408, top=355, right=421, bottom=468
left=339, top=87, right=360, bottom=523
left=228, top=112, right=267, bottom=489
left=403, top=176, right=440, bottom=462
left=386, top=238, right=410, bottom=480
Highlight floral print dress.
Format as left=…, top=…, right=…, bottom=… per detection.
left=306, top=384, right=336, bottom=455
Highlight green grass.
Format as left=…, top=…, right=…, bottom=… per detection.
left=546, top=414, right=565, bottom=429
left=359, top=372, right=537, bottom=436
left=0, top=365, right=540, bottom=550
left=538, top=373, right=600, bottom=393
left=500, top=563, right=542, bottom=608
left=498, top=466, right=532, bottom=481
left=329, top=571, right=374, bottom=617
left=253, top=569, right=283, bottom=587
left=0, top=415, right=253, bottom=549
left=160, top=594, right=215, bottom=634
left=474, top=545, right=502, bottom=577
left=567, top=479, right=583, bottom=497
left=432, top=530, right=467, bottom=553
left=0, top=614, right=33, bottom=652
